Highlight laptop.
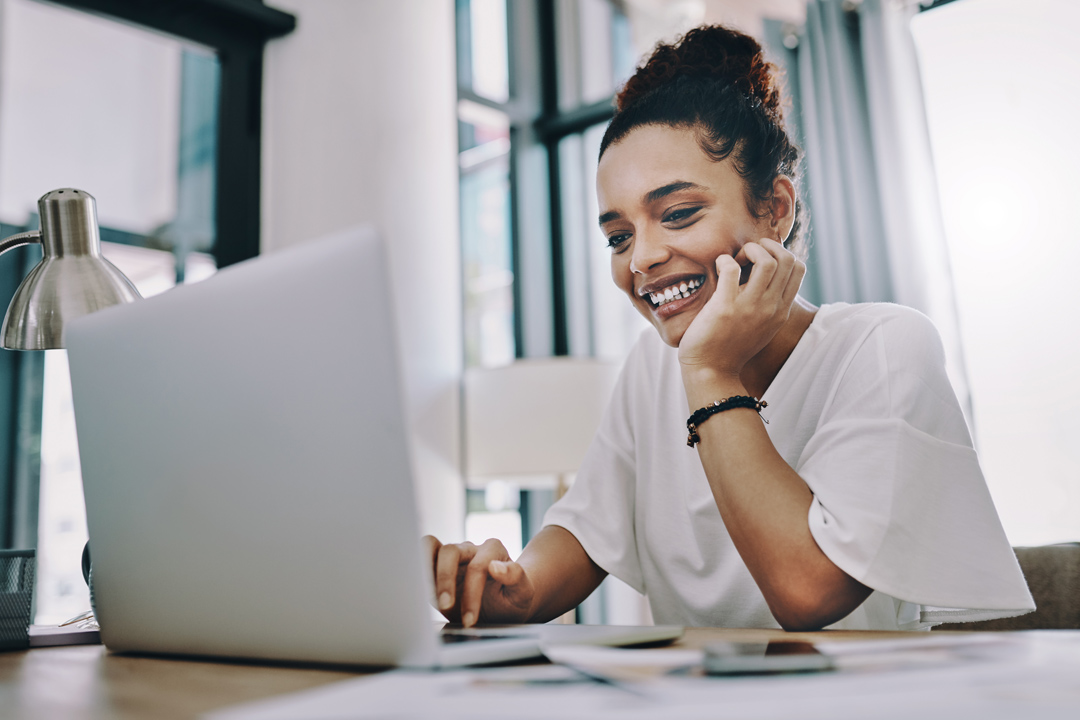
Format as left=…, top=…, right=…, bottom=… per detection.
left=65, top=227, right=680, bottom=668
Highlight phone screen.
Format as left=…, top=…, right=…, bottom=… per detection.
left=703, top=641, right=834, bottom=675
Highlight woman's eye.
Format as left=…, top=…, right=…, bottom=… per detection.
left=606, top=233, right=631, bottom=250
left=662, top=207, right=701, bottom=225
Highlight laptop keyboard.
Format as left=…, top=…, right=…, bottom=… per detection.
left=440, top=632, right=529, bottom=645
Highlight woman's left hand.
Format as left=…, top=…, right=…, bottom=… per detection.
left=678, top=238, right=805, bottom=379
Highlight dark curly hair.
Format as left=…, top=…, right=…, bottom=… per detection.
left=600, top=25, right=806, bottom=257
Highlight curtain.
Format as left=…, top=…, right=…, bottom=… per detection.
left=765, top=0, right=973, bottom=423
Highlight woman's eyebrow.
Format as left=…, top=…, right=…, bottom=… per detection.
left=598, top=210, right=622, bottom=226
left=644, top=181, right=705, bottom=205
left=598, top=180, right=706, bottom=227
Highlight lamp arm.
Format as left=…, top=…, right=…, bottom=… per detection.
left=0, top=230, right=41, bottom=256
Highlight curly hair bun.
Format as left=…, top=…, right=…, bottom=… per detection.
left=617, top=25, right=782, bottom=120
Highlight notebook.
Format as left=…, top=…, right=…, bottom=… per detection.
left=65, top=227, right=679, bottom=667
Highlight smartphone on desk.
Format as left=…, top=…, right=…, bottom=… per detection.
left=704, top=641, right=834, bottom=675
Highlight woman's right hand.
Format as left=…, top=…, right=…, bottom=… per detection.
left=677, top=238, right=804, bottom=382
left=422, top=536, right=536, bottom=628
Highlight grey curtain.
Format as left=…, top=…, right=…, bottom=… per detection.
left=764, top=0, right=973, bottom=422
left=800, top=1, right=896, bottom=304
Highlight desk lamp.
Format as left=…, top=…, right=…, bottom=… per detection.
left=0, top=189, right=141, bottom=350
left=464, top=357, right=620, bottom=498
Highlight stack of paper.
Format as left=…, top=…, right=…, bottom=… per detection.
left=205, top=632, right=1080, bottom=720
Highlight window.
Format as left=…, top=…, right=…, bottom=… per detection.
left=0, top=0, right=295, bottom=619
left=457, top=0, right=640, bottom=369
left=456, top=0, right=643, bottom=622
left=0, top=0, right=225, bottom=622
left=0, top=0, right=220, bottom=274
left=43, top=0, right=296, bottom=269
left=459, top=98, right=515, bottom=368
left=912, top=0, right=1080, bottom=546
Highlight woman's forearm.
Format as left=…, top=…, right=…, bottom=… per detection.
left=517, top=525, right=607, bottom=623
left=683, top=369, right=871, bottom=630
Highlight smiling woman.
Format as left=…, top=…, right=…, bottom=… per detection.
left=596, top=126, right=799, bottom=350
left=425, top=24, right=1035, bottom=632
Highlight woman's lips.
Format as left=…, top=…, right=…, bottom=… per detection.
left=653, top=284, right=705, bottom=320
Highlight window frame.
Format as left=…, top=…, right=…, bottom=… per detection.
left=0, top=0, right=296, bottom=550
left=47, top=0, right=296, bottom=268
left=456, top=0, right=632, bottom=545
left=534, top=0, right=619, bottom=357
left=459, top=0, right=623, bottom=362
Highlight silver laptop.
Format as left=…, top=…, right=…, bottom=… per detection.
left=65, top=227, right=678, bottom=668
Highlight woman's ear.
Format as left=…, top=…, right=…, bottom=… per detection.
left=769, top=175, right=797, bottom=242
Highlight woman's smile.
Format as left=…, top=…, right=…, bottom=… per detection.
left=640, top=275, right=707, bottom=318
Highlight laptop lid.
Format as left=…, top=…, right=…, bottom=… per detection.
left=66, top=227, right=439, bottom=667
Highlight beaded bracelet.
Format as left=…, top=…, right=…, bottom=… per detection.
left=686, top=396, right=768, bottom=447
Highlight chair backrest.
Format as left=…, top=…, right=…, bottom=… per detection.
left=942, top=543, right=1080, bottom=630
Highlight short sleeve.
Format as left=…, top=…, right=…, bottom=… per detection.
left=800, top=308, right=1034, bottom=617
left=541, top=344, right=646, bottom=594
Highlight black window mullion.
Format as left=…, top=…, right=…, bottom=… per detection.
left=458, top=88, right=513, bottom=114
left=535, top=99, right=615, bottom=144
left=508, top=128, right=526, bottom=358
left=214, top=38, right=263, bottom=267
left=536, top=0, right=568, bottom=357
left=545, top=141, right=567, bottom=357
left=45, top=0, right=296, bottom=48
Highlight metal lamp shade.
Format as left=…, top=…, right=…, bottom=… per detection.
left=0, top=189, right=141, bottom=350
left=2, top=254, right=141, bottom=350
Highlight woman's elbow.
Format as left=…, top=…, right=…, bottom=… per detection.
left=770, top=598, right=832, bottom=631
left=768, top=578, right=874, bottom=631
left=772, top=604, right=833, bottom=632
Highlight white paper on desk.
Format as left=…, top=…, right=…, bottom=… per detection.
left=543, top=644, right=704, bottom=669
left=206, top=632, right=1080, bottom=720
left=204, top=666, right=643, bottom=720
left=814, top=632, right=1020, bottom=656
left=541, top=644, right=703, bottom=686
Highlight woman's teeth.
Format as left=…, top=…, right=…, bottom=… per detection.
left=650, top=279, right=701, bottom=307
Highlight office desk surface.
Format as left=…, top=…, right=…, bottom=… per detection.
left=0, top=627, right=968, bottom=719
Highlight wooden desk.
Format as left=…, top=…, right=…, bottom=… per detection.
left=0, top=628, right=941, bottom=719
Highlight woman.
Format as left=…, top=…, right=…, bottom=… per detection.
left=425, top=25, right=1033, bottom=631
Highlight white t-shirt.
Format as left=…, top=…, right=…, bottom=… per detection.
left=543, top=303, right=1034, bottom=630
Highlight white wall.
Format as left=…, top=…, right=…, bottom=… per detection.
left=0, top=0, right=179, bottom=232
left=262, top=0, right=464, bottom=540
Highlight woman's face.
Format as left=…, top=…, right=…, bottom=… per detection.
left=596, top=124, right=775, bottom=348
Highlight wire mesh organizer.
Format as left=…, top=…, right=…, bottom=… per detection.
left=1, top=548, right=35, bottom=651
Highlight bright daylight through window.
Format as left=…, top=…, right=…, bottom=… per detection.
left=912, top=0, right=1080, bottom=546
left=0, top=0, right=218, bottom=624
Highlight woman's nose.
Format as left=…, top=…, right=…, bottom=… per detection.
left=629, top=230, right=670, bottom=274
